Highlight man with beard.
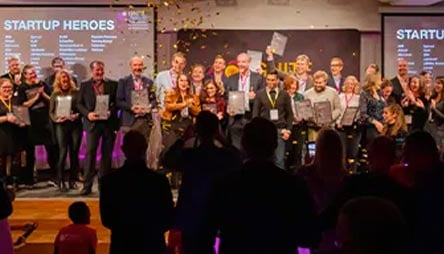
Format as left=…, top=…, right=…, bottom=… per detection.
left=117, top=56, right=156, bottom=142
left=304, top=70, right=341, bottom=140
left=390, top=59, right=410, bottom=104
left=265, top=46, right=313, bottom=93
left=155, top=52, right=186, bottom=109
left=225, top=52, right=264, bottom=151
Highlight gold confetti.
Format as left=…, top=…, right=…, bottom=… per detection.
left=163, top=1, right=169, bottom=7
left=200, top=45, right=206, bottom=49
left=173, top=44, right=178, bottom=49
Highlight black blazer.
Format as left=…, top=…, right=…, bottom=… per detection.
left=253, top=88, right=293, bottom=130
left=224, top=72, right=264, bottom=115
left=116, top=74, right=155, bottom=127
left=327, top=73, right=344, bottom=92
left=100, top=160, right=174, bottom=254
left=76, top=78, right=119, bottom=131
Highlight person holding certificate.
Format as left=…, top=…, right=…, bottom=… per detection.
left=303, top=70, right=341, bottom=141
left=76, top=61, right=118, bottom=195
left=253, top=70, right=293, bottom=170
left=336, top=76, right=361, bottom=172
left=117, top=56, right=156, bottom=142
left=225, top=52, right=264, bottom=150
left=49, top=70, right=82, bottom=192
left=0, top=78, right=24, bottom=186
left=18, top=64, right=57, bottom=188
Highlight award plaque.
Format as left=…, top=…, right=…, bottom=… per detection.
left=295, top=99, right=314, bottom=120
left=314, top=101, right=333, bottom=125
left=270, top=32, right=288, bottom=56
left=131, top=90, right=151, bottom=111
left=12, top=105, right=31, bottom=125
left=227, top=91, right=245, bottom=115
left=94, top=94, right=109, bottom=120
left=340, top=107, right=359, bottom=126
left=56, top=96, right=72, bottom=118
left=202, top=103, right=218, bottom=114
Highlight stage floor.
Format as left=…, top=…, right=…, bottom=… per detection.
left=10, top=199, right=109, bottom=254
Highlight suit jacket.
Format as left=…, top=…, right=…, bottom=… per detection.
left=116, top=74, right=155, bottom=127
left=327, top=73, right=344, bottom=93
left=253, top=88, right=293, bottom=130
left=210, top=159, right=320, bottom=254
left=225, top=72, right=264, bottom=118
left=76, top=78, right=119, bottom=131
left=266, top=59, right=313, bottom=92
left=100, top=160, right=174, bottom=254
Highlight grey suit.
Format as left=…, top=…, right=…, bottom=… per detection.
left=225, top=72, right=264, bottom=151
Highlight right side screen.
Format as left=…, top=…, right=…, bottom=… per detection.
left=383, top=15, right=444, bottom=78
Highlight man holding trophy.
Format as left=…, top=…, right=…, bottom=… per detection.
left=76, top=61, right=118, bottom=195
left=117, top=56, right=156, bottom=142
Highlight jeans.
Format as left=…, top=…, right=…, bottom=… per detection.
left=54, top=122, right=82, bottom=183
left=275, top=129, right=286, bottom=170
left=83, top=123, right=116, bottom=191
left=23, top=143, right=58, bottom=185
left=286, top=124, right=307, bottom=173
left=338, top=127, right=362, bottom=172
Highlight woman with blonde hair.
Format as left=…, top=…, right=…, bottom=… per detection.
left=382, top=103, right=408, bottom=139
left=49, top=70, right=82, bottom=192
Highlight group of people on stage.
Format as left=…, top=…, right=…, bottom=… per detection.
left=0, top=47, right=443, bottom=195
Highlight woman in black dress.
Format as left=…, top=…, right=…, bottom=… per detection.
left=18, top=64, right=57, bottom=186
left=0, top=78, right=24, bottom=185
left=49, top=70, right=82, bottom=192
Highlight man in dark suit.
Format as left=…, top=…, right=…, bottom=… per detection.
left=76, top=60, right=119, bottom=195
left=116, top=56, right=156, bottom=142
left=390, top=59, right=409, bottom=104
left=225, top=52, right=264, bottom=150
left=44, top=57, right=78, bottom=93
left=100, top=130, right=173, bottom=254
left=253, top=70, right=293, bottom=170
left=327, top=57, right=345, bottom=92
left=209, top=118, right=320, bottom=254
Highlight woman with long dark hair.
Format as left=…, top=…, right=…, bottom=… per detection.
left=401, top=75, right=428, bottom=133
left=49, top=70, right=82, bottom=192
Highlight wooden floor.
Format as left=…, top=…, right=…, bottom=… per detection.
left=9, top=199, right=110, bottom=254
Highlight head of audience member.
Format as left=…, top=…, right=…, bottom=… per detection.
left=122, top=130, right=148, bottom=162
left=212, top=55, right=226, bottom=74
left=22, top=64, right=38, bottom=85
left=397, top=59, right=409, bottom=77
left=367, top=136, right=397, bottom=174
left=51, top=57, right=65, bottom=73
left=89, top=60, right=105, bottom=82
left=336, top=197, right=408, bottom=254
left=295, top=54, right=310, bottom=76
left=382, top=104, right=407, bottom=137
left=266, top=70, right=279, bottom=90
left=365, top=63, right=379, bottom=76
left=380, top=79, right=393, bottom=102
left=0, top=78, right=13, bottom=100
left=408, top=75, right=425, bottom=98
left=171, top=52, right=186, bottom=74
left=195, top=111, right=219, bottom=144
left=68, top=201, right=91, bottom=225
left=330, top=57, right=344, bottom=77
left=402, top=131, right=440, bottom=174
left=236, top=53, right=251, bottom=76
left=313, top=70, right=329, bottom=93
left=420, top=70, right=432, bottom=87
left=175, top=73, right=191, bottom=96
left=241, top=117, right=277, bottom=160
left=432, top=76, right=444, bottom=101
left=7, top=57, right=21, bottom=75
left=191, top=64, right=205, bottom=84
left=53, top=69, right=76, bottom=93
left=283, top=75, right=299, bottom=96
left=342, top=75, right=359, bottom=94
left=129, top=56, right=144, bottom=79
left=313, top=128, right=346, bottom=179
left=362, top=73, right=380, bottom=94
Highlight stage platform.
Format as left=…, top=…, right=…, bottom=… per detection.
left=9, top=199, right=110, bottom=254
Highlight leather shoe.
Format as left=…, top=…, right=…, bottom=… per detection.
left=80, top=188, right=92, bottom=196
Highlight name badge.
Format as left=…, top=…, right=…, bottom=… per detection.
left=6, top=112, right=13, bottom=117
left=270, top=109, right=279, bottom=121
left=405, top=114, right=413, bottom=125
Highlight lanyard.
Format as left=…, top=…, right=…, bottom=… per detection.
left=239, top=74, right=248, bottom=90
left=344, top=93, right=354, bottom=108
left=93, top=80, right=103, bottom=95
left=134, top=79, right=143, bottom=90
left=169, top=70, right=177, bottom=88
left=266, top=90, right=279, bottom=109
left=0, top=98, right=12, bottom=112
